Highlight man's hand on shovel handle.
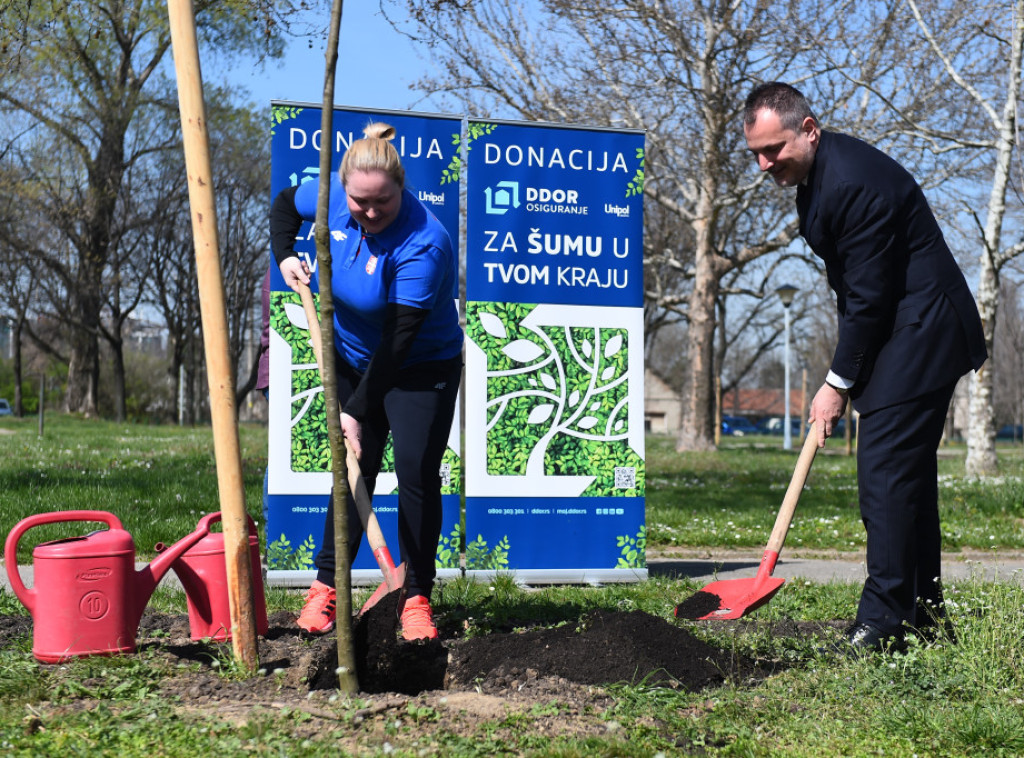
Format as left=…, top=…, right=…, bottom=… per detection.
left=809, top=383, right=847, bottom=447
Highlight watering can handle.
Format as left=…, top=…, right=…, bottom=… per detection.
left=156, top=512, right=259, bottom=555
left=195, top=512, right=222, bottom=533
left=3, top=511, right=123, bottom=612
left=190, top=511, right=258, bottom=536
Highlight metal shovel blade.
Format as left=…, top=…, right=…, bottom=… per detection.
left=359, top=561, right=407, bottom=615
left=674, top=426, right=819, bottom=622
left=682, top=575, right=786, bottom=620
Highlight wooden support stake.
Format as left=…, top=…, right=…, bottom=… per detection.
left=166, top=0, right=258, bottom=670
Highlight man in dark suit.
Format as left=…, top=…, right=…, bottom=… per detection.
left=743, top=82, right=987, bottom=653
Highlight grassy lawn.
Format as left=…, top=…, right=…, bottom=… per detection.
left=647, top=433, right=1024, bottom=553
left=1, top=416, right=1023, bottom=756
left=1, top=415, right=1021, bottom=559
left=0, top=415, right=268, bottom=562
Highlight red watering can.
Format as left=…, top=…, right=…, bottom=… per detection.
left=4, top=510, right=213, bottom=663
left=158, top=512, right=268, bottom=642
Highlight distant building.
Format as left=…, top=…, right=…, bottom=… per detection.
left=721, top=388, right=806, bottom=420
left=124, top=315, right=166, bottom=354
left=644, top=369, right=680, bottom=435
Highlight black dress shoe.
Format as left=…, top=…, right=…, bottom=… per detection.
left=835, top=622, right=906, bottom=656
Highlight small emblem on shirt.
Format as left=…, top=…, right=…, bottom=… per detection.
left=365, top=255, right=378, bottom=275
left=434, top=382, right=447, bottom=390
left=332, top=230, right=346, bottom=241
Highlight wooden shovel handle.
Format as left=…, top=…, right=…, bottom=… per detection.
left=298, top=283, right=324, bottom=369
left=296, top=282, right=391, bottom=555
left=765, top=423, right=819, bottom=556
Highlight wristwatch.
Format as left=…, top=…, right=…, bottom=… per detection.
left=826, top=381, right=850, bottom=397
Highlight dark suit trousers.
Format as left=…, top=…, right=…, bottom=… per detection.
left=855, top=381, right=958, bottom=635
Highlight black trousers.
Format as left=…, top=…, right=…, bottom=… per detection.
left=314, top=353, right=462, bottom=598
left=855, top=380, right=958, bottom=635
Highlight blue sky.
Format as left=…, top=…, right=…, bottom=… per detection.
left=218, top=4, right=432, bottom=112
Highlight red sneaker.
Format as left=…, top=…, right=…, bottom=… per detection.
left=296, top=580, right=336, bottom=634
left=400, top=595, right=438, bottom=640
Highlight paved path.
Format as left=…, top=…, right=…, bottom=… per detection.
left=5, top=552, right=1024, bottom=593
left=646, top=551, right=1024, bottom=585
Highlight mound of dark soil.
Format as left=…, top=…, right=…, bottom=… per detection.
left=447, top=609, right=758, bottom=691
left=300, top=600, right=763, bottom=695
left=306, top=589, right=448, bottom=694
left=673, top=590, right=725, bottom=620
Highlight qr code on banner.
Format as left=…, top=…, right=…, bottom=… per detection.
left=439, top=463, right=451, bottom=488
left=614, top=467, right=636, bottom=490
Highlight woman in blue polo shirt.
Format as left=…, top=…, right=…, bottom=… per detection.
left=270, top=122, right=463, bottom=641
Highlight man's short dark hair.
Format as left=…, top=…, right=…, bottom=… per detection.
left=744, top=82, right=817, bottom=132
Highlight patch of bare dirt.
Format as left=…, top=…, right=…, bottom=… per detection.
left=0, top=601, right=829, bottom=748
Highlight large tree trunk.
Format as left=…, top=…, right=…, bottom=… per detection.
left=64, top=324, right=100, bottom=417
left=65, top=265, right=105, bottom=416
left=66, top=121, right=125, bottom=416
left=676, top=212, right=719, bottom=452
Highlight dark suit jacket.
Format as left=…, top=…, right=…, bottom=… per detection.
left=796, top=130, right=987, bottom=414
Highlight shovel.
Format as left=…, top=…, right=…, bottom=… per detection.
left=675, top=422, right=819, bottom=620
left=297, top=282, right=407, bottom=614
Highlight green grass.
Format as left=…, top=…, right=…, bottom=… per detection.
left=0, top=415, right=267, bottom=563
left=2, top=416, right=1021, bottom=560
left=1, top=416, right=1024, bottom=756
left=646, top=434, right=1024, bottom=552
left=4, top=574, right=1024, bottom=755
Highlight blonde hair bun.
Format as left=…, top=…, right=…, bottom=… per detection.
left=363, top=122, right=396, bottom=141
left=340, top=121, right=405, bottom=189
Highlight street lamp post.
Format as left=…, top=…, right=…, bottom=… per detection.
left=776, top=284, right=799, bottom=451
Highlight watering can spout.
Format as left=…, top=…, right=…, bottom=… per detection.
left=139, top=513, right=218, bottom=625
left=168, top=512, right=268, bottom=641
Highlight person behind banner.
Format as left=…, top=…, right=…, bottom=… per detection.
left=270, top=122, right=463, bottom=640
left=257, top=269, right=271, bottom=526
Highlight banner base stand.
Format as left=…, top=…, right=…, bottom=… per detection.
left=266, top=568, right=463, bottom=588
left=463, top=568, right=647, bottom=587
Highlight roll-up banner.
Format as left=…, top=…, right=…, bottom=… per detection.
left=463, top=120, right=647, bottom=583
left=265, top=102, right=463, bottom=586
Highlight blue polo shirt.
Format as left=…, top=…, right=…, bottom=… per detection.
left=294, top=176, right=462, bottom=372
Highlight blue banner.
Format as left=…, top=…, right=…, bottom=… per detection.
left=463, top=121, right=646, bottom=580
left=265, top=103, right=463, bottom=585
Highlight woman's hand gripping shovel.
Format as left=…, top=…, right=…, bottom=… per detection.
left=297, top=282, right=406, bottom=614
left=675, top=423, right=819, bottom=620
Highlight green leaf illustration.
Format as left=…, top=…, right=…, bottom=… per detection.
left=270, top=106, right=302, bottom=136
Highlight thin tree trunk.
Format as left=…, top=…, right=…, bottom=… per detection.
left=315, top=0, right=358, bottom=694
left=12, top=321, right=23, bottom=417
left=966, top=255, right=999, bottom=475
left=964, top=5, right=1021, bottom=476
left=112, top=338, right=127, bottom=422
